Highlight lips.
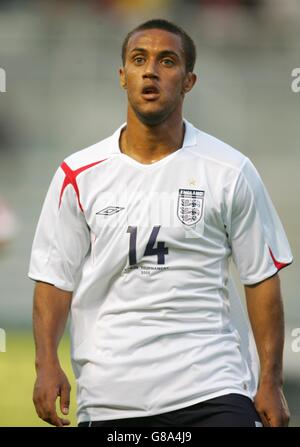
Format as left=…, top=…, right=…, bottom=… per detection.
left=141, top=84, right=160, bottom=100
left=142, top=85, right=159, bottom=94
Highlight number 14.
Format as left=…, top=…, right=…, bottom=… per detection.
left=127, top=226, right=169, bottom=266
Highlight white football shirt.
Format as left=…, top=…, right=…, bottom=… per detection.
left=29, top=120, right=293, bottom=423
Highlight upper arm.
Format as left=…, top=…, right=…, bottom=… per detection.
left=29, top=166, right=91, bottom=291
left=33, top=281, right=73, bottom=351
left=34, top=281, right=73, bottom=308
left=228, top=159, right=292, bottom=286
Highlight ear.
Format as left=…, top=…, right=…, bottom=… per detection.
left=182, top=72, right=197, bottom=94
left=119, top=67, right=127, bottom=89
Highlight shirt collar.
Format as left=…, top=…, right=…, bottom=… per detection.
left=113, top=118, right=197, bottom=152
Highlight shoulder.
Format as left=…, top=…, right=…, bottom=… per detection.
left=62, top=128, right=121, bottom=171
left=185, top=123, right=249, bottom=173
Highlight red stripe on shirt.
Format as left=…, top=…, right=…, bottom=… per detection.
left=59, top=159, right=106, bottom=211
left=269, top=247, right=289, bottom=271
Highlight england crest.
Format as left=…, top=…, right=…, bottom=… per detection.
left=177, top=189, right=205, bottom=226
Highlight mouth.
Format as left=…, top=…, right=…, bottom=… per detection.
left=141, top=85, right=160, bottom=100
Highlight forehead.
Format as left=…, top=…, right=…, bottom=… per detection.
left=127, top=29, right=184, bottom=56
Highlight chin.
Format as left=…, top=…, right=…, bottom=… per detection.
left=134, top=107, right=171, bottom=127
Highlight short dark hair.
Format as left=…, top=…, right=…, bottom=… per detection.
left=121, top=19, right=196, bottom=73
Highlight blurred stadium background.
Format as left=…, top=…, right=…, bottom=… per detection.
left=0, top=0, right=299, bottom=427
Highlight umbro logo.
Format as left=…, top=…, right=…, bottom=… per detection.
left=96, top=206, right=125, bottom=216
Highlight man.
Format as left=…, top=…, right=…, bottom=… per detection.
left=29, top=19, right=293, bottom=427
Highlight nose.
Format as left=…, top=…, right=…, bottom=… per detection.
left=142, top=59, right=159, bottom=80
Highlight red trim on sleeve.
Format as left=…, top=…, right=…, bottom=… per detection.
left=269, top=247, right=289, bottom=271
left=59, top=159, right=106, bottom=211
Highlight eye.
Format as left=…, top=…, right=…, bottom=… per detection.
left=161, top=59, right=175, bottom=67
left=133, top=56, right=145, bottom=65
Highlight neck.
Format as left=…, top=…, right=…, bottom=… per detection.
left=119, top=107, right=185, bottom=164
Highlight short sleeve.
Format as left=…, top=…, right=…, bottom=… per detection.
left=228, top=158, right=293, bottom=285
left=28, top=165, right=90, bottom=291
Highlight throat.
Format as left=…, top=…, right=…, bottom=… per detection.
left=119, top=123, right=185, bottom=165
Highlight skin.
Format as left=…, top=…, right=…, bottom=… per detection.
left=33, top=28, right=289, bottom=427
left=119, top=29, right=196, bottom=164
left=245, top=274, right=290, bottom=427
left=33, top=282, right=72, bottom=427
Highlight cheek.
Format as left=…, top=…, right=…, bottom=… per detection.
left=165, top=78, right=184, bottom=96
left=126, top=74, right=141, bottom=93
left=126, top=83, right=142, bottom=106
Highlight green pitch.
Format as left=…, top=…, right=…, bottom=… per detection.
left=0, top=330, right=77, bottom=427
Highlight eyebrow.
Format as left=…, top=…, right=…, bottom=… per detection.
left=130, top=48, right=180, bottom=59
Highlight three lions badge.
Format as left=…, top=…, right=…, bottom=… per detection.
left=177, top=189, right=205, bottom=226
